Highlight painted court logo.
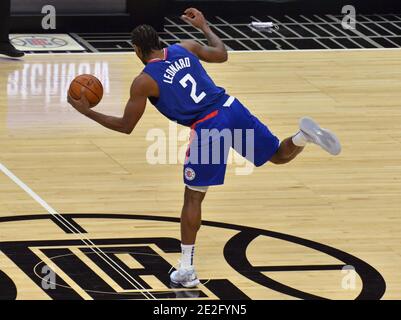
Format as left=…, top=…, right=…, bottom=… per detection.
left=11, top=35, right=67, bottom=49
left=0, top=214, right=386, bottom=300
left=9, top=34, right=85, bottom=52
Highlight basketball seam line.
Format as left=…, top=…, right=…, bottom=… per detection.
left=73, top=79, right=103, bottom=102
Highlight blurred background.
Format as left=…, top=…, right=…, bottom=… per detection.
left=9, top=0, right=401, bottom=32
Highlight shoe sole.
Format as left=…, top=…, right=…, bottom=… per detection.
left=170, top=278, right=200, bottom=288
left=300, top=117, right=341, bottom=156
left=182, top=279, right=200, bottom=288
left=170, top=271, right=200, bottom=288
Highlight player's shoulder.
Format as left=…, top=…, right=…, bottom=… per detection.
left=163, top=41, right=200, bottom=61
left=175, top=40, right=201, bottom=56
left=130, top=73, right=158, bottom=97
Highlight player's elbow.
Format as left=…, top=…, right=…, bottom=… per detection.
left=122, top=124, right=135, bottom=135
left=209, top=48, right=228, bottom=63
left=124, top=127, right=134, bottom=135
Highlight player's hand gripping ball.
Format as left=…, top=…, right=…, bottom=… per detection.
left=68, top=74, right=103, bottom=114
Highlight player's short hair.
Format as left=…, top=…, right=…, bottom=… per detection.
left=131, top=25, right=162, bottom=58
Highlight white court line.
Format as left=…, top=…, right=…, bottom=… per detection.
left=0, top=163, right=58, bottom=214
left=23, top=46, right=401, bottom=57
left=0, top=162, right=156, bottom=299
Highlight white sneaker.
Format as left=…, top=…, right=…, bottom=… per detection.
left=299, top=117, right=341, bottom=155
left=170, top=266, right=200, bottom=288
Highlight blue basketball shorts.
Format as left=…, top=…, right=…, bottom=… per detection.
left=183, top=96, right=280, bottom=187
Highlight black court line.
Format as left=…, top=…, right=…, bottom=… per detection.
left=254, top=264, right=347, bottom=272
left=50, top=215, right=88, bottom=234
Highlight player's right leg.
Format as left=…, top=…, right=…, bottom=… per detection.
left=228, top=98, right=341, bottom=166
left=269, top=137, right=304, bottom=164
left=297, top=116, right=341, bottom=155
left=270, top=117, right=341, bottom=164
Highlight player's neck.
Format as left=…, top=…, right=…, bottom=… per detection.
left=146, top=49, right=166, bottom=64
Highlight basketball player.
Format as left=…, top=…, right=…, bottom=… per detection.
left=0, top=0, right=24, bottom=58
left=68, top=8, right=341, bottom=288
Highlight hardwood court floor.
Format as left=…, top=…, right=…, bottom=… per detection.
left=0, top=50, right=400, bottom=300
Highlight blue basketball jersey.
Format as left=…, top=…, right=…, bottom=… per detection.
left=143, top=44, right=227, bottom=126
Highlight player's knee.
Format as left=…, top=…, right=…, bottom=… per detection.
left=184, top=187, right=206, bottom=205
left=270, top=154, right=288, bottom=165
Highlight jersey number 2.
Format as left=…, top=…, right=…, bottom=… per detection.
left=179, top=74, right=206, bottom=104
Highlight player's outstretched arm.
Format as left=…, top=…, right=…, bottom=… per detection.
left=179, top=8, right=228, bottom=63
left=68, top=74, right=155, bottom=134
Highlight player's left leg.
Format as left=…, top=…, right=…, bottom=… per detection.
left=181, top=186, right=206, bottom=245
left=170, top=186, right=206, bottom=288
left=170, top=110, right=229, bottom=288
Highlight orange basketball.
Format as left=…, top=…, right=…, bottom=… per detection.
left=68, top=74, right=103, bottom=108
